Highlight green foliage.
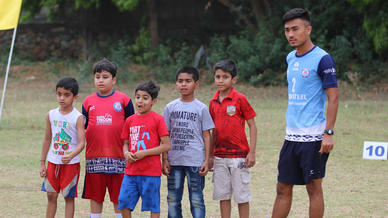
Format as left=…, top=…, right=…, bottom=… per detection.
left=348, top=0, right=388, bottom=54
left=111, top=0, right=140, bottom=11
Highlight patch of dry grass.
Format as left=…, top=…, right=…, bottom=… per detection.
left=0, top=71, right=387, bottom=217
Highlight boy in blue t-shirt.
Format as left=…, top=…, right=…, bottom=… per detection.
left=162, top=67, right=215, bottom=218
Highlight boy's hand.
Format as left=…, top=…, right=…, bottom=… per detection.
left=162, top=159, right=170, bottom=176
left=133, top=150, right=146, bottom=161
left=125, top=151, right=137, bottom=163
left=208, top=156, right=214, bottom=172
left=245, top=151, right=256, bottom=168
left=61, top=154, right=73, bottom=164
left=199, top=160, right=209, bottom=176
left=40, top=162, right=46, bottom=177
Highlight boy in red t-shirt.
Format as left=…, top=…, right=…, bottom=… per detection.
left=208, top=59, right=257, bottom=218
left=118, top=80, right=170, bottom=218
left=82, top=58, right=135, bottom=218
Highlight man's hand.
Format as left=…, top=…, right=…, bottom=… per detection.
left=320, top=134, right=334, bottom=154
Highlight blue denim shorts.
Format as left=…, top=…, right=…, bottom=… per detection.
left=118, top=175, right=161, bottom=212
left=277, top=140, right=329, bottom=185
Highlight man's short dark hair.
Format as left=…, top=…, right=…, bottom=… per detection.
left=135, top=80, right=160, bottom=100
left=56, top=77, right=79, bottom=96
left=175, top=66, right=200, bottom=81
left=214, top=59, right=237, bottom=78
left=93, top=58, right=117, bottom=77
left=282, top=8, right=311, bottom=25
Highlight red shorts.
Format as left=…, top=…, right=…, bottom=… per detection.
left=41, top=162, right=80, bottom=198
left=82, top=173, right=124, bottom=203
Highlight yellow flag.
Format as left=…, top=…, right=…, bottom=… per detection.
left=0, top=0, right=22, bottom=30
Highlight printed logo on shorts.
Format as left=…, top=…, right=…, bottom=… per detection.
left=113, top=102, right=122, bottom=112
left=302, top=68, right=310, bottom=78
left=226, top=105, right=236, bottom=116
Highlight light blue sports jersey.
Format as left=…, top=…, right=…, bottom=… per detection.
left=285, top=46, right=337, bottom=142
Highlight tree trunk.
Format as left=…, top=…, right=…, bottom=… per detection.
left=149, top=0, right=158, bottom=48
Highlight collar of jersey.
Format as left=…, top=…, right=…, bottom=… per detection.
left=96, top=90, right=115, bottom=98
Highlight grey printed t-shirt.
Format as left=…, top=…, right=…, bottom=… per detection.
left=163, top=98, right=215, bottom=166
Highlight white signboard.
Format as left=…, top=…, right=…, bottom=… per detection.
left=363, top=141, right=388, bottom=160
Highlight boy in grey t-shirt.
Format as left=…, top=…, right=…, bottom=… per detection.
left=162, top=66, right=215, bottom=218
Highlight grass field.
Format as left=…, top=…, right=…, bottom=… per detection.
left=0, top=71, right=387, bottom=217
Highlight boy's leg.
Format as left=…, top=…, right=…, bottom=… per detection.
left=220, top=200, right=231, bottom=218
left=107, top=173, right=124, bottom=213
left=306, top=178, right=324, bottom=218
left=272, top=182, right=293, bottom=218
left=237, top=202, right=249, bottom=218
left=186, top=166, right=205, bottom=218
left=151, top=212, right=160, bottom=218
left=90, top=200, right=103, bottom=213
left=46, top=192, right=58, bottom=218
left=64, top=197, right=75, bottom=218
left=167, top=166, right=185, bottom=218
left=121, top=208, right=131, bottom=218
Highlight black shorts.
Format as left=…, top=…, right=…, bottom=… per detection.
left=277, top=140, right=329, bottom=185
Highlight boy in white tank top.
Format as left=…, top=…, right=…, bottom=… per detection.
left=39, top=77, right=85, bottom=218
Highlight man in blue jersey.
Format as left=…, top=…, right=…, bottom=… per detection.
left=271, top=8, right=339, bottom=218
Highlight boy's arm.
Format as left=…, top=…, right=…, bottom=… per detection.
left=199, top=129, right=211, bottom=176
left=61, top=116, right=86, bottom=164
left=320, top=87, right=339, bottom=154
left=245, top=118, right=257, bottom=168
left=208, top=129, right=215, bottom=171
left=133, top=135, right=171, bottom=160
left=40, top=113, right=52, bottom=177
left=162, top=131, right=170, bottom=176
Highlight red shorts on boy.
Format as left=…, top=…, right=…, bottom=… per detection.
left=41, top=162, right=80, bottom=198
left=82, top=173, right=124, bottom=203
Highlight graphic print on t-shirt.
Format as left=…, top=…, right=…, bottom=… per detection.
left=52, top=128, right=72, bottom=155
left=130, top=125, right=150, bottom=152
left=169, top=110, right=197, bottom=151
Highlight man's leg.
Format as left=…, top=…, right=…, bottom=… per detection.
left=220, top=200, right=232, bottom=218
left=237, top=202, right=249, bottom=218
left=306, top=178, right=324, bottom=218
left=272, top=182, right=293, bottom=218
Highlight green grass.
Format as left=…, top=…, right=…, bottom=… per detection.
left=0, top=73, right=387, bottom=217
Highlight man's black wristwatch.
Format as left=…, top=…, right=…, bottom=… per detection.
left=324, top=129, right=334, bottom=135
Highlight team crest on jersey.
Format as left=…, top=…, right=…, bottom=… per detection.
left=302, top=68, right=310, bottom=77
left=113, top=102, right=122, bottom=112
left=226, top=105, right=236, bottom=116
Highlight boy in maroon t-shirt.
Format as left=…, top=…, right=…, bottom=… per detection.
left=209, top=59, right=257, bottom=218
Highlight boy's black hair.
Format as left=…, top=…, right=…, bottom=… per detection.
left=92, top=58, right=117, bottom=77
left=56, top=77, right=79, bottom=96
left=175, top=66, right=200, bottom=81
left=214, top=59, right=238, bottom=78
left=282, top=8, right=311, bottom=25
left=135, top=80, right=160, bottom=100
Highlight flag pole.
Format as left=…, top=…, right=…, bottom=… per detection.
left=0, top=26, right=18, bottom=121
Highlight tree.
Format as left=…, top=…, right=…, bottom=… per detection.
left=348, top=0, right=388, bottom=57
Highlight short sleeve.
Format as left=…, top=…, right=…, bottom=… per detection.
left=157, top=115, right=169, bottom=137
left=162, top=106, right=171, bottom=131
left=240, top=96, right=256, bottom=120
left=121, top=119, right=130, bottom=140
left=318, top=54, right=338, bottom=89
left=201, top=107, right=215, bottom=131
